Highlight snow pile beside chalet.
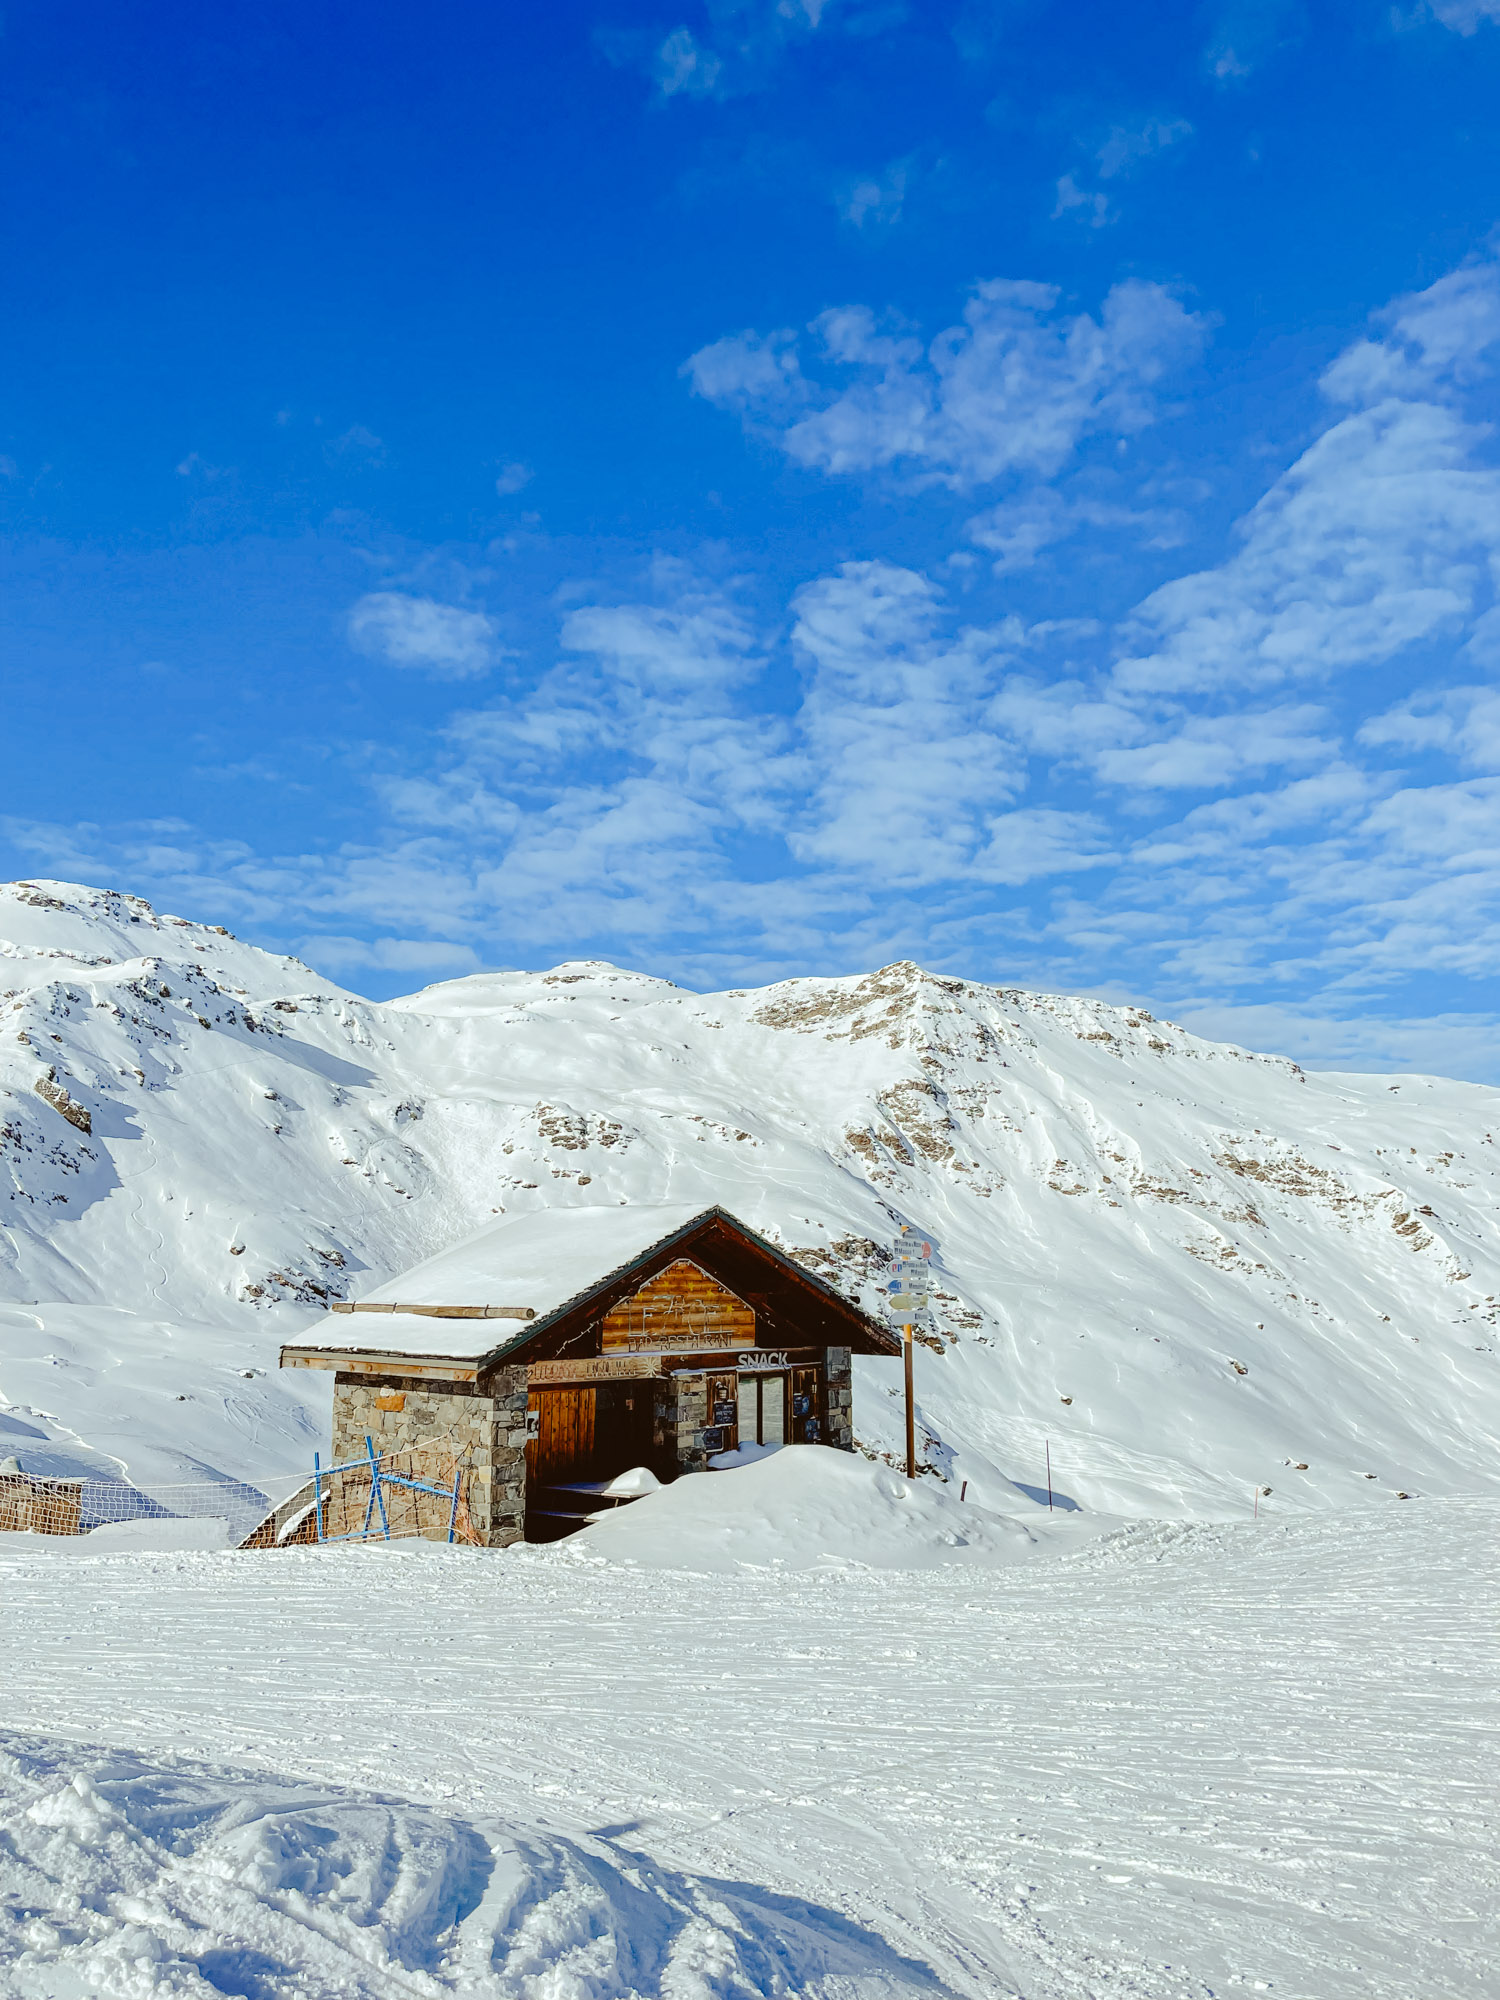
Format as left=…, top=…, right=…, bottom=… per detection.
left=557, top=1444, right=1085, bottom=1570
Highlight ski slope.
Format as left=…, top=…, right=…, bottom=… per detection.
left=4, top=876, right=1500, bottom=1514
left=1, top=1470, right=1492, bottom=1998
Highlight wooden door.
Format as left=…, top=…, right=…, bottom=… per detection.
left=527, top=1387, right=596, bottom=1487
left=592, top=1383, right=653, bottom=1480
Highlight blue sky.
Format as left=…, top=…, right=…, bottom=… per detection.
left=5, top=0, right=1500, bottom=1075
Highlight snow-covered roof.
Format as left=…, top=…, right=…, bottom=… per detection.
left=299, top=1203, right=723, bottom=1361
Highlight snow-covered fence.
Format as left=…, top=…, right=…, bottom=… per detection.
left=0, top=1468, right=83, bottom=1536
left=0, top=1466, right=278, bottom=1544
left=0, top=1435, right=483, bottom=1549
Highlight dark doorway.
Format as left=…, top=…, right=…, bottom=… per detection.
left=525, top=1382, right=654, bottom=1540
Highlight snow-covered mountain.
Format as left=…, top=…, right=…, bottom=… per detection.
left=4, top=876, right=1499, bottom=1515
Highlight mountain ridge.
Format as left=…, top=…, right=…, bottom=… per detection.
left=4, top=876, right=1499, bottom=1515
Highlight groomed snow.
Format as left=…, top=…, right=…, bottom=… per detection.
left=0, top=1498, right=1492, bottom=1998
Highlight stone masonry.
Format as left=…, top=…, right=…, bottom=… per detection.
left=664, top=1371, right=711, bottom=1475
left=331, top=1365, right=529, bottom=1547
left=825, top=1346, right=854, bottom=1451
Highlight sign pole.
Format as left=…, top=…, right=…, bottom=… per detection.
left=904, top=1321, right=916, bottom=1479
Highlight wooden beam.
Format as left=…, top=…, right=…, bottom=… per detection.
left=328, top=1303, right=535, bottom=1319
left=280, top=1347, right=479, bottom=1382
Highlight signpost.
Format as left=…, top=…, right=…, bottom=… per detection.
left=885, top=1225, right=932, bottom=1479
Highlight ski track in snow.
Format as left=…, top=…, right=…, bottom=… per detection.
left=1, top=1502, right=1494, bottom=1999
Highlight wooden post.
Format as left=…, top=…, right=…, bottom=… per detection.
left=904, top=1322, right=916, bottom=1479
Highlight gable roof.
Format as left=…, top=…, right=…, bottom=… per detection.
left=281, top=1203, right=899, bottom=1376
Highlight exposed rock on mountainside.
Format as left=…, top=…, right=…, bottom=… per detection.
left=3, top=877, right=1500, bottom=1511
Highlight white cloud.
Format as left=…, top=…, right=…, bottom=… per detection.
left=654, top=26, right=725, bottom=97
left=1320, top=251, right=1500, bottom=404
left=347, top=593, right=504, bottom=679
left=1131, top=768, right=1378, bottom=862
left=560, top=568, right=762, bottom=692
left=1203, top=0, right=1298, bottom=79
left=1358, top=686, right=1500, bottom=769
left=1052, top=118, right=1192, bottom=232
left=1090, top=705, right=1335, bottom=791
left=1360, top=775, right=1500, bottom=868
left=972, top=808, right=1116, bottom=885
left=1114, top=254, right=1500, bottom=694
left=297, top=935, right=483, bottom=974
left=837, top=159, right=910, bottom=231
left=495, top=462, right=532, bottom=497
left=966, top=490, right=1184, bottom=571
left=686, top=278, right=1207, bottom=489
left=1166, top=998, right=1500, bottom=1080
left=1424, top=0, right=1500, bottom=30
left=786, top=562, right=1032, bottom=881
left=1094, top=117, right=1193, bottom=180
left=684, top=328, right=807, bottom=412
left=647, top=0, right=841, bottom=101
left=1051, top=176, right=1114, bottom=229
left=326, top=425, right=385, bottom=466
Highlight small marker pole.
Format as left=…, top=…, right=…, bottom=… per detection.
left=365, top=1435, right=390, bottom=1541
left=904, top=1321, right=916, bottom=1480
left=1046, top=1439, right=1053, bottom=1512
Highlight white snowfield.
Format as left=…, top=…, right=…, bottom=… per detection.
left=0, top=1471, right=1493, bottom=1998
left=5, top=876, right=1500, bottom=1517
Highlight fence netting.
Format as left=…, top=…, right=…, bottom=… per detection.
left=0, top=1436, right=482, bottom=1550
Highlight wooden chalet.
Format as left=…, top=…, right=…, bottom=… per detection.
left=280, top=1203, right=898, bottom=1543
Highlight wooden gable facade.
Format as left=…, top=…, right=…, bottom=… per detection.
left=282, top=1205, right=897, bottom=1546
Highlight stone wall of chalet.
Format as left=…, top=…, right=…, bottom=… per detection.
left=826, top=1346, right=854, bottom=1451
left=663, top=1372, right=711, bottom=1475
left=331, top=1366, right=528, bottom=1546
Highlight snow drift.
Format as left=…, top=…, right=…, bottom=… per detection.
left=561, top=1445, right=1096, bottom=1571
left=4, top=876, right=1500, bottom=1519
